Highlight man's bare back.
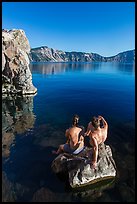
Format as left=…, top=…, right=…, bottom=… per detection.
left=52, top=114, right=84, bottom=155
left=89, top=126, right=108, bottom=145
left=66, top=126, right=84, bottom=149
left=86, top=115, right=108, bottom=168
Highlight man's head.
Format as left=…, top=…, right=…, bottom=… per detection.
left=72, top=114, right=79, bottom=126
left=91, top=116, right=100, bottom=129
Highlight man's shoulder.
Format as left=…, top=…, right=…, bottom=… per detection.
left=77, top=125, right=85, bottom=130
left=68, top=126, right=78, bottom=132
left=74, top=126, right=82, bottom=131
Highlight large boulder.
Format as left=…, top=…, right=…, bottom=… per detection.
left=2, top=29, right=37, bottom=95
left=51, top=143, right=117, bottom=188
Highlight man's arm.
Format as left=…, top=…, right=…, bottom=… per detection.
left=98, top=116, right=108, bottom=129
left=65, top=129, right=70, bottom=143
left=90, top=136, right=98, bottom=168
left=65, top=129, right=69, bottom=137
left=85, top=122, right=91, bottom=136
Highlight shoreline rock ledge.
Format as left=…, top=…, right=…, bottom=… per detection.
left=2, top=29, right=37, bottom=95
left=51, top=143, right=117, bottom=188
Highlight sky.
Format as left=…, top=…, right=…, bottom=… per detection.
left=2, top=2, right=135, bottom=57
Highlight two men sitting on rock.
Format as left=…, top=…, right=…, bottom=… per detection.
left=52, top=114, right=108, bottom=169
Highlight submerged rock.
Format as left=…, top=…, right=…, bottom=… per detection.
left=2, top=29, right=37, bottom=95
left=51, top=143, right=116, bottom=188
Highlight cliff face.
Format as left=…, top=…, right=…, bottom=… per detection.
left=30, top=46, right=135, bottom=63
left=30, top=46, right=105, bottom=62
left=104, top=50, right=135, bottom=63
left=2, top=29, right=37, bottom=95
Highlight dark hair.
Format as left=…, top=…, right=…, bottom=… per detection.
left=91, top=116, right=100, bottom=129
left=72, top=114, right=79, bottom=126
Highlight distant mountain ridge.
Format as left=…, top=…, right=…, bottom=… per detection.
left=30, top=46, right=135, bottom=63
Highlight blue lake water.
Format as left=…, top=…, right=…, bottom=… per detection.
left=2, top=62, right=135, bottom=202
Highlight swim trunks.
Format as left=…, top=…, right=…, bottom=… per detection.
left=64, top=143, right=85, bottom=155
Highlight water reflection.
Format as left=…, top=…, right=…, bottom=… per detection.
left=114, top=62, right=135, bottom=74
left=2, top=95, right=36, bottom=158
left=29, top=62, right=102, bottom=75
left=29, top=62, right=134, bottom=75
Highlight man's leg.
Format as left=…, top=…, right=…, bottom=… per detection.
left=52, top=144, right=64, bottom=154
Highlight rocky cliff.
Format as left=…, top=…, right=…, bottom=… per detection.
left=2, top=29, right=37, bottom=95
left=30, top=46, right=105, bottom=62
left=30, top=46, right=135, bottom=63
left=104, top=50, right=135, bottom=63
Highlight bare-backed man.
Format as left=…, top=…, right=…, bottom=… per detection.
left=85, top=115, right=108, bottom=168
